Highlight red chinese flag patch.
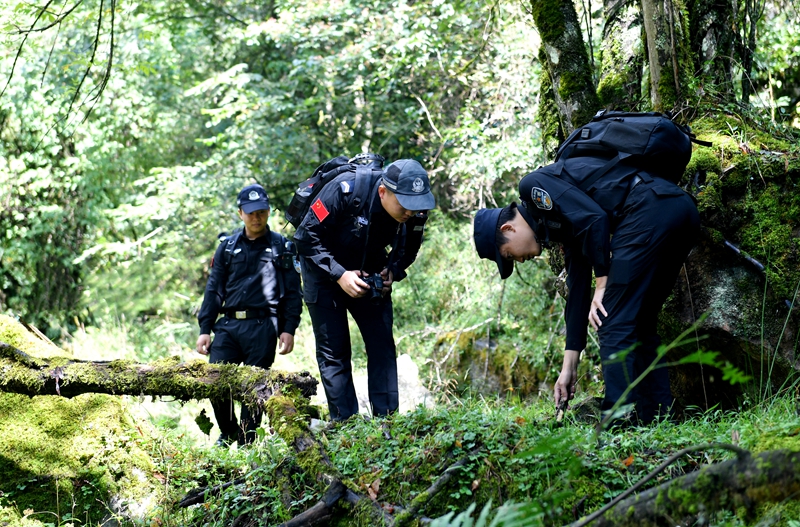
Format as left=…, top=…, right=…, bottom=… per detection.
left=311, top=198, right=330, bottom=222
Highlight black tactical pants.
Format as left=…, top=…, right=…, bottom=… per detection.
left=597, top=179, right=700, bottom=423
left=209, top=316, right=278, bottom=443
left=307, top=286, right=398, bottom=421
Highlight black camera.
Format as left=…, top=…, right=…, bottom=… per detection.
left=362, top=274, right=384, bottom=304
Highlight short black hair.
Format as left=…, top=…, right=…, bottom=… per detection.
left=494, top=203, right=518, bottom=249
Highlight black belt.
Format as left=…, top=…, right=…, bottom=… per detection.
left=223, top=309, right=272, bottom=320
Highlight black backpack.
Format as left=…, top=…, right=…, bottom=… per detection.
left=546, top=110, right=711, bottom=217
left=284, top=153, right=385, bottom=228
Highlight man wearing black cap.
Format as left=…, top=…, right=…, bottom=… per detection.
left=196, top=183, right=303, bottom=445
left=293, top=159, right=435, bottom=421
left=473, top=168, right=699, bottom=425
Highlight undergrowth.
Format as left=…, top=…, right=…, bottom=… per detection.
left=142, top=392, right=800, bottom=527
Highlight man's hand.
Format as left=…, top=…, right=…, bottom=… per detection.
left=196, top=334, right=211, bottom=355
left=588, top=276, right=608, bottom=331
left=554, top=350, right=581, bottom=406
left=337, top=270, right=369, bottom=298
left=379, top=268, right=394, bottom=295
left=278, top=332, right=295, bottom=355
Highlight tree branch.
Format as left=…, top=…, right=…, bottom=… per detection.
left=0, top=341, right=318, bottom=404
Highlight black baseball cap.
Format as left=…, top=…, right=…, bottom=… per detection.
left=237, top=184, right=270, bottom=213
left=473, top=207, right=513, bottom=280
left=381, top=159, right=436, bottom=211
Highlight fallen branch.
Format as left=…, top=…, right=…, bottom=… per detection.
left=178, top=477, right=246, bottom=508
left=583, top=447, right=800, bottom=526
left=0, top=341, right=317, bottom=407
left=393, top=448, right=481, bottom=526
left=276, top=480, right=348, bottom=527
left=264, top=391, right=394, bottom=526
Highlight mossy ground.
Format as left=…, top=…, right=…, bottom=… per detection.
left=0, top=315, right=162, bottom=526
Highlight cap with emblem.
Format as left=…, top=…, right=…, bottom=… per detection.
left=473, top=208, right=513, bottom=280
left=381, top=159, right=436, bottom=212
left=237, top=184, right=270, bottom=213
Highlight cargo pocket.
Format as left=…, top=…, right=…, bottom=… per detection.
left=609, top=227, right=653, bottom=285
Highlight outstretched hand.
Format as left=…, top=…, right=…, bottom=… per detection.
left=554, top=350, right=580, bottom=407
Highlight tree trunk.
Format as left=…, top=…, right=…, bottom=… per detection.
left=598, top=0, right=644, bottom=109
left=640, top=0, right=692, bottom=110
left=586, top=449, right=800, bottom=526
left=530, top=0, right=599, bottom=137
left=0, top=341, right=318, bottom=405
left=687, top=0, right=735, bottom=95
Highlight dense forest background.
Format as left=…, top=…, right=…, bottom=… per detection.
left=1, top=0, right=800, bottom=525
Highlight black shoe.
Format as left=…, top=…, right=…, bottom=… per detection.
left=214, top=434, right=235, bottom=447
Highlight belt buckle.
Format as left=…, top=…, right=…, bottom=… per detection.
left=235, top=310, right=247, bottom=320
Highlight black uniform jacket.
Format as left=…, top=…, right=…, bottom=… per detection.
left=518, top=169, right=612, bottom=353
left=198, top=230, right=303, bottom=336
left=293, top=173, right=414, bottom=303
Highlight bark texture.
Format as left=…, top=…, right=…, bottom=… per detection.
left=687, top=0, right=735, bottom=95
left=530, top=0, right=600, bottom=136
left=598, top=0, right=644, bottom=108
left=640, top=0, right=692, bottom=110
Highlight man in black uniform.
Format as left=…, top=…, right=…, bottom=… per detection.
left=293, top=159, right=435, bottom=421
left=196, top=184, right=303, bottom=445
left=473, top=167, right=699, bottom=424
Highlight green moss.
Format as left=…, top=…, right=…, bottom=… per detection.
left=0, top=315, right=161, bottom=525
left=434, top=330, right=542, bottom=398
left=751, top=430, right=800, bottom=453
left=529, top=0, right=565, bottom=44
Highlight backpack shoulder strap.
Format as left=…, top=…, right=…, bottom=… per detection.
left=221, top=230, right=243, bottom=270
left=270, top=230, right=285, bottom=256
left=351, top=165, right=381, bottom=210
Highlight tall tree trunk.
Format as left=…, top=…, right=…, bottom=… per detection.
left=640, top=0, right=692, bottom=110
left=530, top=0, right=599, bottom=138
left=737, top=0, right=766, bottom=104
left=687, top=0, right=735, bottom=97
left=598, top=0, right=645, bottom=109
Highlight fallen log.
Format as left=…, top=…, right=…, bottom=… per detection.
left=0, top=341, right=318, bottom=406
left=583, top=447, right=800, bottom=526
left=264, top=389, right=395, bottom=526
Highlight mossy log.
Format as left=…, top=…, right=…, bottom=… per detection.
left=586, top=448, right=800, bottom=526
left=0, top=341, right=317, bottom=406
left=265, top=390, right=395, bottom=526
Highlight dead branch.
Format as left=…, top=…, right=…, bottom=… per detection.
left=0, top=341, right=318, bottom=405
left=178, top=477, right=246, bottom=508
left=393, top=448, right=481, bottom=526
left=583, top=448, right=800, bottom=526
left=275, top=480, right=348, bottom=527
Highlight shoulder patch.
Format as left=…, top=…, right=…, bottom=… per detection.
left=531, top=187, right=553, bottom=210
left=340, top=180, right=352, bottom=194
left=311, top=198, right=330, bottom=222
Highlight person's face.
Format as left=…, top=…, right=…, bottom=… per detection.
left=238, top=208, right=270, bottom=237
left=378, top=186, right=417, bottom=223
left=498, top=213, right=542, bottom=263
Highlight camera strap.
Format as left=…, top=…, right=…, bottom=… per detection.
left=358, top=179, right=382, bottom=276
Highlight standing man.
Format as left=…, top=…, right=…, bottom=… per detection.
left=196, top=183, right=303, bottom=446
left=293, top=159, right=435, bottom=421
left=473, top=167, right=699, bottom=424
